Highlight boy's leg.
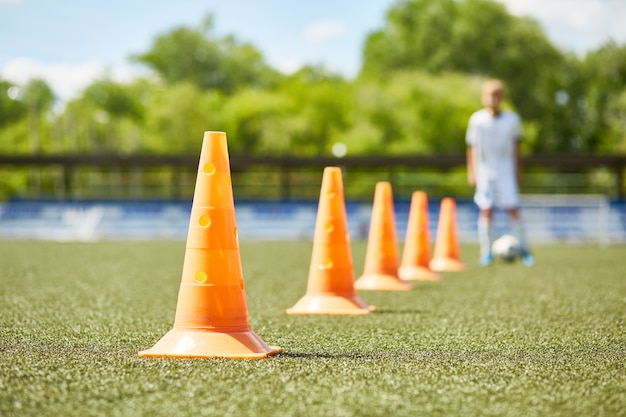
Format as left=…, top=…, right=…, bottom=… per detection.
left=474, top=179, right=495, bottom=266
left=497, top=175, right=534, bottom=265
left=478, top=209, right=494, bottom=265
left=506, top=208, right=534, bottom=266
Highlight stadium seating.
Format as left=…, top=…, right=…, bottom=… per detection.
left=1, top=197, right=625, bottom=243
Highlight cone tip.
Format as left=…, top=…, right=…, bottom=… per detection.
left=203, top=131, right=226, bottom=139
left=323, top=166, right=342, bottom=175
left=442, top=196, right=456, bottom=205
left=201, top=131, right=228, bottom=153
left=320, top=166, right=345, bottom=194
left=375, top=181, right=392, bottom=197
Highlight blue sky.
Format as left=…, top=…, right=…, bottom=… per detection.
left=1, top=0, right=625, bottom=101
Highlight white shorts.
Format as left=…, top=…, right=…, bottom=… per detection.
left=474, top=176, right=519, bottom=210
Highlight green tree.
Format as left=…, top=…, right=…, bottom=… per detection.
left=344, top=71, right=480, bottom=155
left=143, top=82, right=224, bottom=154
left=0, top=80, right=31, bottom=161
left=361, top=0, right=457, bottom=75
left=0, top=80, right=27, bottom=129
left=0, top=80, right=29, bottom=156
left=133, top=15, right=279, bottom=94
left=220, top=88, right=292, bottom=155
left=61, top=78, right=147, bottom=153
left=580, top=41, right=626, bottom=153
left=219, top=66, right=352, bottom=156
left=276, top=66, right=353, bottom=155
left=361, top=0, right=571, bottom=152
left=21, top=78, right=54, bottom=154
left=82, top=78, right=145, bottom=153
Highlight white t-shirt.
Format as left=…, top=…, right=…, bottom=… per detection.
left=466, top=109, right=522, bottom=181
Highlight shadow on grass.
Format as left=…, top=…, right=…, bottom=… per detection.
left=279, top=350, right=444, bottom=361
left=279, top=351, right=378, bottom=359
left=373, top=309, right=429, bottom=315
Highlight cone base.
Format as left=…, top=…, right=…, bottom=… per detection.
left=429, top=257, right=465, bottom=272
left=286, top=293, right=375, bottom=315
left=354, top=273, right=413, bottom=291
left=138, top=328, right=282, bottom=360
left=399, top=265, right=441, bottom=281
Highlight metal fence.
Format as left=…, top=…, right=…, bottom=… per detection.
left=0, top=154, right=625, bottom=201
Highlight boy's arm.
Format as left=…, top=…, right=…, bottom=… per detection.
left=466, top=115, right=476, bottom=187
left=514, top=114, right=523, bottom=186
left=467, top=146, right=476, bottom=187
left=515, top=141, right=522, bottom=186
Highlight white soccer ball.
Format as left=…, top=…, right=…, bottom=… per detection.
left=491, top=234, right=520, bottom=262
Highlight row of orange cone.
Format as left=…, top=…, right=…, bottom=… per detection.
left=288, top=167, right=465, bottom=314
left=139, top=132, right=464, bottom=360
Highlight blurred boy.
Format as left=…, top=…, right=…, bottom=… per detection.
left=466, top=79, right=534, bottom=266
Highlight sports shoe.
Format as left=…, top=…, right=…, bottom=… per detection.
left=479, top=252, right=494, bottom=266
left=521, top=250, right=535, bottom=267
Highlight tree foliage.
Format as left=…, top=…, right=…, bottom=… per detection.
left=1, top=1, right=625, bottom=163
left=142, top=82, right=223, bottom=153
left=579, top=41, right=626, bottom=152
left=133, top=15, right=278, bottom=94
left=343, top=71, right=480, bottom=156
left=0, top=80, right=27, bottom=129
left=361, top=0, right=580, bottom=152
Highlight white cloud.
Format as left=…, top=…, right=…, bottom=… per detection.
left=304, top=20, right=347, bottom=43
left=274, top=58, right=304, bottom=75
left=0, top=58, right=137, bottom=102
left=497, top=0, right=626, bottom=53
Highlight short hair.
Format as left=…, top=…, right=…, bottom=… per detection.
left=482, top=79, right=505, bottom=95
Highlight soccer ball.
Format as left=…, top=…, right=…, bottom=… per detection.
left=491, top=234, right=520, bottom=262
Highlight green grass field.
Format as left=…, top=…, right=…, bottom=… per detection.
left=1, top=240, right=624, bottom=417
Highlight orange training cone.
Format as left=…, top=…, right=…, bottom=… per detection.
left=287, top=167, right=374, bottom=315
left=139, top=131, right=281, bottom=359
left=429, top=197, right=465, bottom=272
left=399, top=191, right=440, bottom=281
left=354, top=182, right=413, bottom=291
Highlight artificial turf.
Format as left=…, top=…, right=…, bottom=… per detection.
left=0, top=240, right=624, bottom=417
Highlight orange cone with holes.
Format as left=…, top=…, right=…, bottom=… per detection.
left=139, top=131, right=281, bottom=359
left=287, top=167, right=374, bottom=314
left=354, top=182, right=412, bottom=291
left=430, top=197, right=465, bottom=272
left=399, top=191, right=440, bottom=281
